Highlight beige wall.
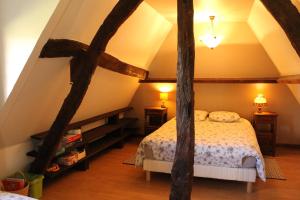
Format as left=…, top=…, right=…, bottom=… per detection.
left=149, top=23, right=279, bottom=78
left=129, top=21, right=300, bottom=145
left=129, top=83, right=300, bottom=145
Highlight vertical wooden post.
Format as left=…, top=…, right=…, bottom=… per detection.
left=170, top=0, right=195, bottom=199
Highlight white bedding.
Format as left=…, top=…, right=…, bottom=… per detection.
left=135, top=117, right=266, bottom=181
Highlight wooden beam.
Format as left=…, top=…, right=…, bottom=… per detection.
left=30, top=0, right=143, bottom=174
left=170, top=0, right=195, bottom=199
left=40, top=39, right=88, bottom=58
left=98, top=53, right=148, bottom=80
left=40, top=39, right=148, bottom=80
left=277, top=74, right=300, bottom=84
left=260, top=0, right=300, bottom=57
left=139, top=77, right=278, bottom=83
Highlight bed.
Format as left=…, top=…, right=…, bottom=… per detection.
left=135, top=113, right=266, bottom=193
left=0, top=192, right=35, bottom=200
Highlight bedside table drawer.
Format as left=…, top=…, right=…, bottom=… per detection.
left=145, top=110, right=166, bottom=115
left=253, top=112, right=277, bottom=156
left=257, top=134, right=272, bottom=145
left=144, top=107, right=168, bottom=135
left=254, top=116, right=275, bottom=124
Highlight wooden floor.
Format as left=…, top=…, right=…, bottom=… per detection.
left=42, top=137, right=300, bottom=200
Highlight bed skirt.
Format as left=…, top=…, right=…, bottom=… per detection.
left=143, top=159, right=257, bottom=183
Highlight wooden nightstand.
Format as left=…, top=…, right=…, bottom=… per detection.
left=253, top=112, right=278, bottom=156
left=144, top=107, right=168, bottom=135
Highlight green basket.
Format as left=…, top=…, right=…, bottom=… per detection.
left=24, top=173, right=44, bottom=199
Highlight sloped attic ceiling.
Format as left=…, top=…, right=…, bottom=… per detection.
left=0, top=0, right=172, bottom=148
left=145, top=0, right=300, bottom=104
left=1, top=0, right=299, bottom=149
left=248, top=0, right=300, bottom=103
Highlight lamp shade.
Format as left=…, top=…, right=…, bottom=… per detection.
left=160, top=92, right=168, bottom=101
left=254, top=94, right=267, bottom=104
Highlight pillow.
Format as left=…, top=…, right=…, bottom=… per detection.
left=209, top=111, right=240, bottom=123
left=194, top=110, right=208, bottom=121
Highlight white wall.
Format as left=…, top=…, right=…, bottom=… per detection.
left=0, top=0, right=62, bottom=179
left=0, top=0, right=60, bottom=106
left=0, top=0, right=171, bottom=178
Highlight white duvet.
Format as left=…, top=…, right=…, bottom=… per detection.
left=135, top=118, right=266, bottom=181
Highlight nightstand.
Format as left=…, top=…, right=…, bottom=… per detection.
left=144, top=107, right=168, bottom=135
left=253, top=112, right=278, bottom=156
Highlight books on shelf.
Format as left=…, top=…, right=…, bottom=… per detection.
left=63, top=129, right=82, bottom=145
left=57, top=149, right=86, bottom=166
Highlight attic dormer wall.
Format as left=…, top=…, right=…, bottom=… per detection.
left=129, top=21, right=300, bottom=145
left=248, top=0, right=300, bottom=103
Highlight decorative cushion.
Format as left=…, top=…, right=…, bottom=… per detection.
left=194, top=110, right=208, bottom=121
left=209, top=111, right=240, bottom=123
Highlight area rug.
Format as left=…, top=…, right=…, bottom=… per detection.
left=264, top=157, right=286, bottom=180
left=122, top=155, right=136, bottom=165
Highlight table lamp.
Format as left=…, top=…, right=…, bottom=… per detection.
left=160, top=92, right=168, bottom=108
left=254, top=94, right=267, bottom=113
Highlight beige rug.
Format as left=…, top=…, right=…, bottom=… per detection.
left=264, top=157, right=286, bottom=180
left=122, top=155, right=136, bottom=165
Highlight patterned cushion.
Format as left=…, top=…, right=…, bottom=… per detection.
left=209, top=111, right=240, bottom=123
left=195, top=110, right=208, bottom=121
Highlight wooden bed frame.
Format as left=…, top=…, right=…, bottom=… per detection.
left=143, top=159, right=256, bottom=193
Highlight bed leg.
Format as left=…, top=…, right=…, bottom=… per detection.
left=146, top=171, right=151, bottom=182
left=247, top=182, right=253, bottom=193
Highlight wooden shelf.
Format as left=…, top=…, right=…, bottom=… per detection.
left=45, top=157, right=88, bottom=178
left=31, top=107, right=134, bottom=140
left=27, top=140, right=85, bottom=158
left=86, top=132, right=129, bottom=158
left=83, top=118, right=137, bottom=144
left=28, top=108, right=138, bottom=180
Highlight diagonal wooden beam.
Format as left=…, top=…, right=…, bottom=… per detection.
left=98, top=52, right=148, bottom=79
left=40, top=39, right=88, bottom=58
left=40, top=39, right=148, bottom=80
left=170, top=0, right=195, bottom=199
left=30, top=0, right=143, bottom=174
left=260, top=0, right=300, bottom=57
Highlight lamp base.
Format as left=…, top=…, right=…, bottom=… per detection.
left=257, top=106, right=263, bottom=113
left=161, top=101, right=166, bottom=108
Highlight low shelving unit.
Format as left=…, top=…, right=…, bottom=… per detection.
left=27, top=107, right=137, bottom=179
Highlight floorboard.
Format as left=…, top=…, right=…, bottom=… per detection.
left=42, top=137, right=300, bottom=200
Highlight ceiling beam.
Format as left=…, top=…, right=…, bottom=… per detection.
left=277, top=74, right=300, bottom=83
left=260, top=0, right=300, bottom=57
left=40, top=39, right=148, bottom=80
left=139, top=77, right=278, bottom=84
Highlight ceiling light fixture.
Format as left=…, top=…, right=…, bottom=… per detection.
left=199, top=16, right=222, bottom=49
